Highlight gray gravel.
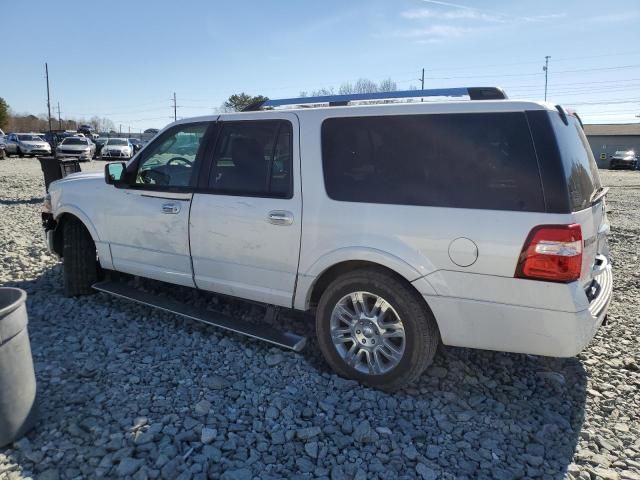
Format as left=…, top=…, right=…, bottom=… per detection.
left=1, top=158, right=639, bottom=480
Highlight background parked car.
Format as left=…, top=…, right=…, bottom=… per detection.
left=94, top=137, right=110, bottom=158
left=100, top=138, right=134, bottom=160
left=43, top=131, right=74, bottom=151
left=609, top=150, right=637, bottom=170
left=0, top=136, right=5, bottom=159
left=77, top=124, right=95, bottom=137
left=4, top=133, right=52, bottom=157
left=56, top=136, right=95, bottom=162
left=128, top=138, right=143, bottom=153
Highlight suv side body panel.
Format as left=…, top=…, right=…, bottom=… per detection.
left=294, top=102, right=611, bottom=357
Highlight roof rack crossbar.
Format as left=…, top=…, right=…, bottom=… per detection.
left=244, top=87, right=507, bottom=111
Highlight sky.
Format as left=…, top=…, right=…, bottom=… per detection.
left=2, top=0, right=639, bottom=132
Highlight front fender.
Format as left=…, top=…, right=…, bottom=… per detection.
left=55, top=204, right=100, bottom=242
left=53, top=205, right=113, bottom=269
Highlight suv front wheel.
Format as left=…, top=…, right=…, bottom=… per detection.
left=316, top=268, right=439, bottom=391
left=63, top=219, right=99, bottom=297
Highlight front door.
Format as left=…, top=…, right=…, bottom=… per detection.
left=190, top=113, right=302, bottom=307
left=102, top=122, right=212, bottom=287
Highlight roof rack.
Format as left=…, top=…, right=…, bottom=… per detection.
left=243, top=87, right=507, bottom=111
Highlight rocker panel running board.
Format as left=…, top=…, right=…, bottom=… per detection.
left=92, top=280, right=306, bottom=352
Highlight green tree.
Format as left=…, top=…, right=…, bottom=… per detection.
left=0, top=97, right=9, bottom=131
left=223, top=93, right=268, bottom=112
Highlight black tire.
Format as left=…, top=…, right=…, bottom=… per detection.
left=316, top=268, right=440, bottom=391
left=17, top=148, right=24, bottom=158
left=63, top=219, right=99, bottom=297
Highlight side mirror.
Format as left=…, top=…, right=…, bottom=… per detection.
left=105, top=162, right=127, bottom=185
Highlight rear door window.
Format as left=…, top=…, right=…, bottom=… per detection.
left=207, top=120, right=293, bottom=198
left=321, top=112, right=544, bottom=211
left=547, top=112, right=602, bottom=211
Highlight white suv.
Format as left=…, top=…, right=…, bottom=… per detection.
left=42, top=87, right=612, bottom=390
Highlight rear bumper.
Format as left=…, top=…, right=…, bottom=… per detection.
left=426, top=264, right=613, bottom=357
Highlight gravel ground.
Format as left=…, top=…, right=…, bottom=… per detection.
left=0, top=158, right=639, bottom=480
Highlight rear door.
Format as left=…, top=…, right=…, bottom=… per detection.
left=190, top=113, right=302, bottom=307
left=548, top=112, right=609, bottom=286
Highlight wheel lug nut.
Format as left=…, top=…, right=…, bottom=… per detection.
left=361, top=339, right=366, bottom=344
left=356, top=330, right=361, bottom=334
left=371, top=339, right=376, bottom=344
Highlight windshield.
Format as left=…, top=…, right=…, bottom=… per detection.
left=106, top=139, right=128, bottom=146
left=549, top=112, right=602, bottom=211
left=614, top=150, right=634, bottom=156
left=18, top=135, right=43, bottom=141
left=62, top=138, right=87, bottom=145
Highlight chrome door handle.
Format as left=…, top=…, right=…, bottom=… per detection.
left=162, top=202, right=181, bottom=214
left=268, top=210, right=294, bottom=226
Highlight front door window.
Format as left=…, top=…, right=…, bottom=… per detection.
left=135, top=124, right=208, bottom=187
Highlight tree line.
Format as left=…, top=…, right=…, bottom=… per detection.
left=0, top=97, right=114, bottom=134
left=222, top=77, right=406, bottom=111
left=0, top=77, right=408, bottom=133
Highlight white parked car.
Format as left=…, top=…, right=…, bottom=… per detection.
left=100, top=138, right=134, bottom=160
left=5, top=133, right=52, bottom=157
left=56, top=136, right=95, bottom=162
left=42, top=87, right=612, bottom=390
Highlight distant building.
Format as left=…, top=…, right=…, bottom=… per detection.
left=584, top=123, right=640, bottom=168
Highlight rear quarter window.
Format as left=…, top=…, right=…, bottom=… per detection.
left=547, top=112, right=602, bottom=211
left=321, top=112, right=544, bottom=211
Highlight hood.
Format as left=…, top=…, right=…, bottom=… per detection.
left=51, top=172, right=104, bottom=188
left=105, top=145, right=129, bottom=150
left=22, top=141, right=49, bottom=148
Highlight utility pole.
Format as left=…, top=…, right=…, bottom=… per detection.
left=419, top=67, right=425, bottom=102
left=543, top=56, right=551, bottom=101
left=45, top=63, right=52, bottom=134
left=56, top=102, right=62, bottom=129
left=128, top=126, right=131, bottom=137
left=173, top=92, right=177, bottom=121
left=119, top=124, right=122, bottom=134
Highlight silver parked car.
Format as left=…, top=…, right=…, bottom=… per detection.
left=100, top=138, right=134, bottom=160
left=4, top=133, right=52, bottom=157
left=56, top=136, right=96, bottom=162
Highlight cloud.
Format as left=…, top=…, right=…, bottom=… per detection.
left=401, top=1, right=565, bottom=24
left=401, top=7, right=505, bottom=22
left=401, top=24, right=472, bottom=43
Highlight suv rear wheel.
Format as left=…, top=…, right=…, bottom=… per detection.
left=316, top=268, right=439, bottom=391
left=63, top=219, right=99, bottom=297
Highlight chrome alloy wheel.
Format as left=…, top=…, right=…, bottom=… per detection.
left=329, top=291, right=406, bottom=375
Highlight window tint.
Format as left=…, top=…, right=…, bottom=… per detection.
left=208, top=120, right=292, bottom=198
left=548, top=112, right=602, bottom=211
left=135, top=123, right=207, bottom=187
left=322, top=113, right=544, bottom=211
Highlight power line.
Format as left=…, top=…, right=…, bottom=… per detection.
left=565, top=98, right=640, bottom=106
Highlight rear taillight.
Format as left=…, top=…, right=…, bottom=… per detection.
left=515, top=224, right=582, bottom=283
